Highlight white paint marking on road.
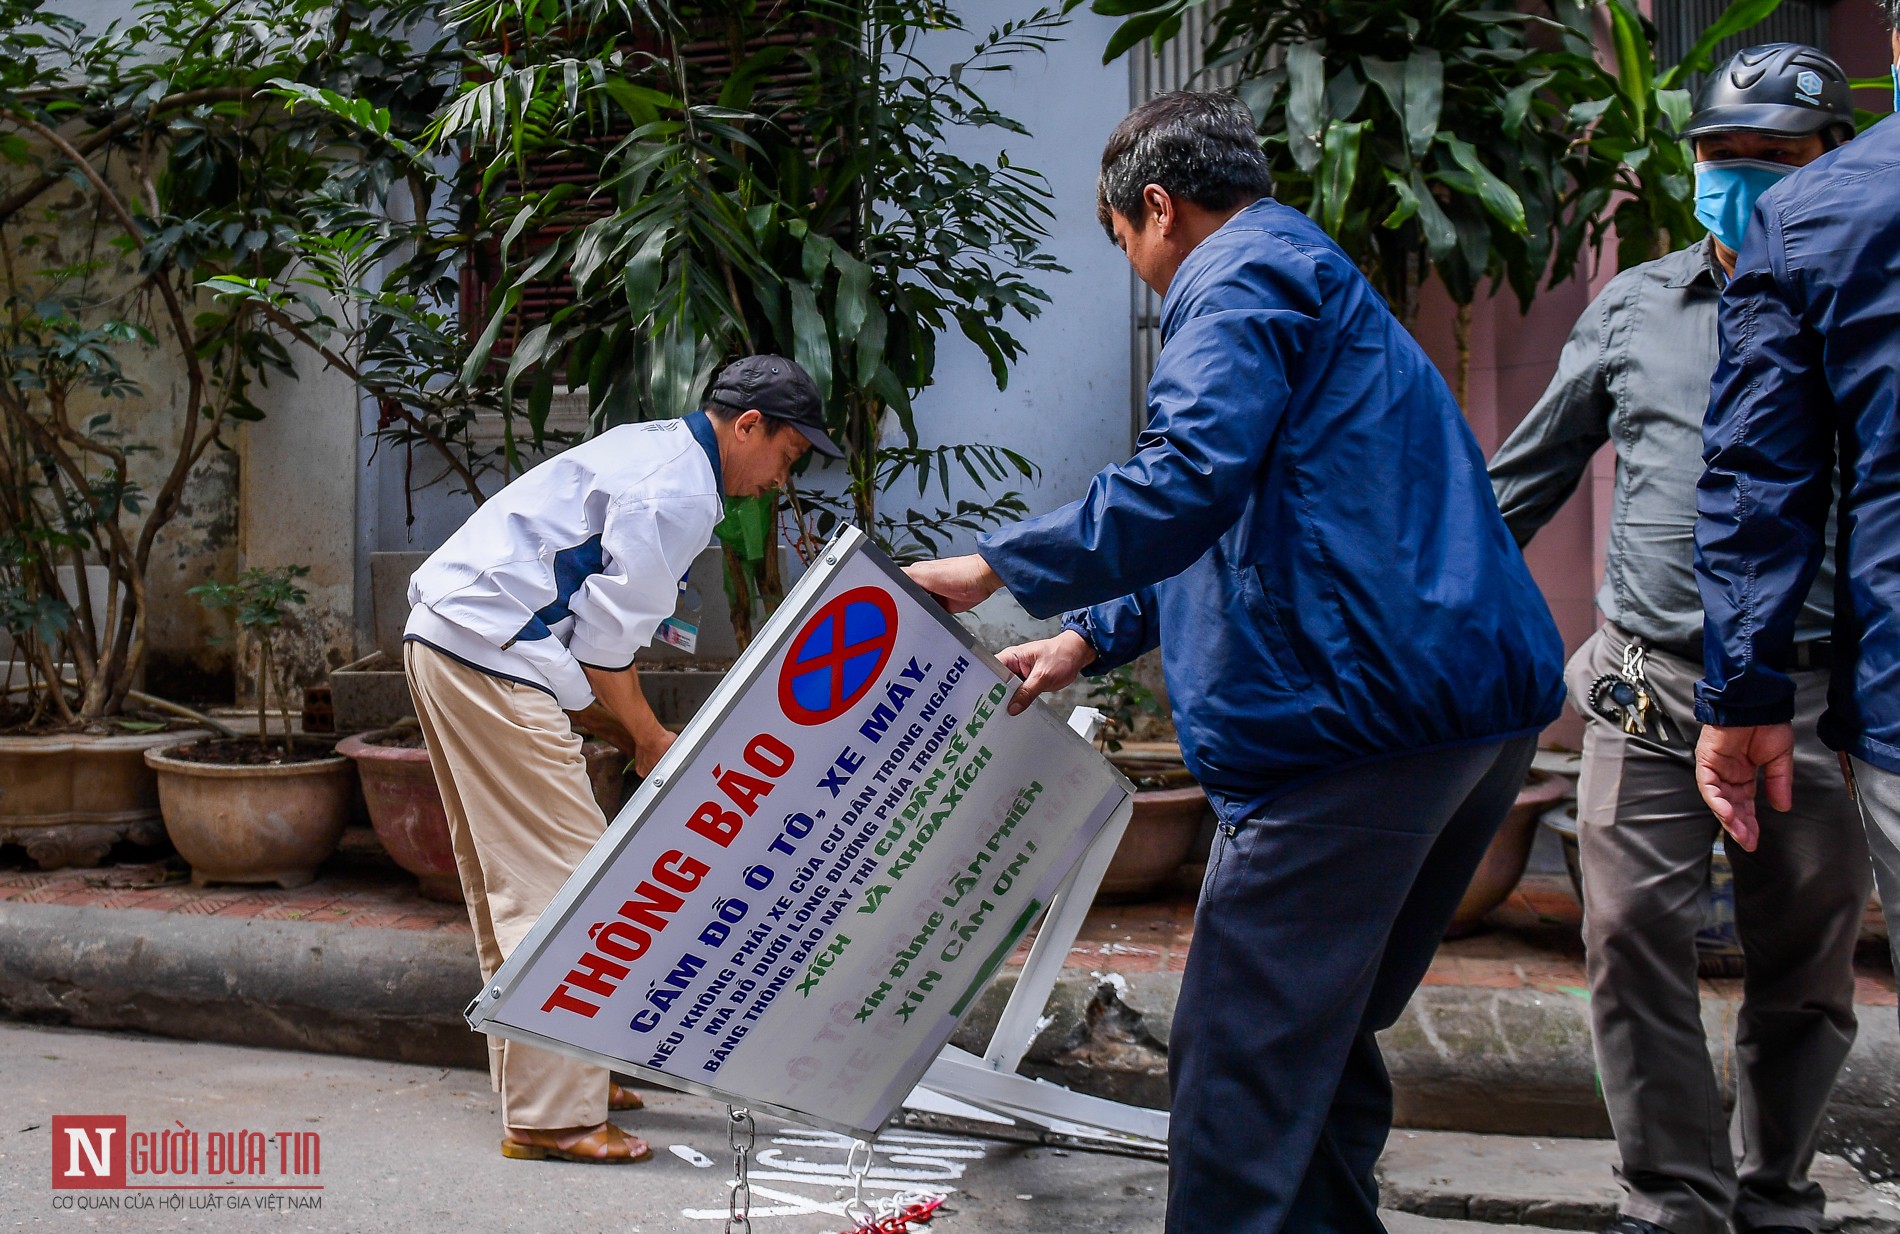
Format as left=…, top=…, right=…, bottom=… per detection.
left=680, top=1125, right=987, bottom=1221
left=670, top=1144, right=714, bottom=1168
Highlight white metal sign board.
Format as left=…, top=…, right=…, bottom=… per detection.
left=466, top=526, right=1132, bottom=1139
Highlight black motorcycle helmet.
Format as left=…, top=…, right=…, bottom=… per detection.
left=1680, top=43, right=1856, bottom=148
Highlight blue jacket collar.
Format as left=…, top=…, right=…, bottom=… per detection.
left=684, top=410, right=724, bottom=495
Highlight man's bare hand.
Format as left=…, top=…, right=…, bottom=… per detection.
left=634, top=727, right=677, bottom=779
left=904, top=555, right=1005, bottom=614
left=1694, top=722, right=1795, bottom=852
left=996, top=630, right=1096, bottom=716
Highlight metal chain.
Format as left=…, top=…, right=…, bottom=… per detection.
left=724, top=1106, right=755, bottom=1234
left=842, top=1138, right=877, bottom=1231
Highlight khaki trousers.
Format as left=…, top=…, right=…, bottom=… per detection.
left=1569, top=625, right=1870, bottom=1234
left=405, top=641, right=610, bottom=1131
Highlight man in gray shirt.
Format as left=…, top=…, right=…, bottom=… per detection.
left=1489, top=46, right=1868, bottom=1234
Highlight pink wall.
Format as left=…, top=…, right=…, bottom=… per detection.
left=1415, top=268, right=1614, bottom=750
left=1833, top=1, right=1898, bottom=106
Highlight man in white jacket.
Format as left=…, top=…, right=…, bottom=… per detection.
left=404, top=356, right=839, bottom=1164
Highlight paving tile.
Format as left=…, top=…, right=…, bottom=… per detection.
left=349, top=905, right=423, bottom=924
left=209, top=899, right=275, bottom=919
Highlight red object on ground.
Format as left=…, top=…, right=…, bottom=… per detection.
left=835, top=1195, right=943, bottom=1233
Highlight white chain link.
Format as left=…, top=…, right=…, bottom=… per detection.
left=842, top=1137, right=877, bottom=1231
left=724, top=1106, right=755, bottom=1234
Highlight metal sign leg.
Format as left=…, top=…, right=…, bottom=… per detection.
left=903, top=707, right=1171, bottom=1149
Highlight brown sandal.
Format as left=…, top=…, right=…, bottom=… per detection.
left=609, top=1082, right=645, bottom=1112
left=500, top=1122, right=652, bottom=1164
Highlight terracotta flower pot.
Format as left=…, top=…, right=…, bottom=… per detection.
left=338, top=731, right=461, bottom=902
left=0, top=729, right=208, bottom=869
left=338, top=729, right=631, bottom=903
left=1097, top=742, right=1209, bottom=902
left=1097, top=783, right=1210, bottom=902
left=1540, top=801, right=1744, bottom=976
left=1445, top=768, right=1571, bottom=936
left=145, top=742, right=354, bottom=889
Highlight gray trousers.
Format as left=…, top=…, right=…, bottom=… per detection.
left=1845, top=757, right=1900, bottom=990
left=1569, top=625, right=1871, bottom=1234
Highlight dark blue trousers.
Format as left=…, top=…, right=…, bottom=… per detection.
left=1167, top=735, right=1539, bottom=1234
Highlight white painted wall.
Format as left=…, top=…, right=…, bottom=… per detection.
left=903, top=3, right=1135, bottom=648
left=905, top=4, right=1133, bottom=526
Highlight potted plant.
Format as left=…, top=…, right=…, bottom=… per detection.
left=0, top=537, right=211, bottom=867
left=0, top=0, right=457, bottom=867
left=146, top=567, right=353, bottom=888
left=1088, top=667, right=1209, bottom=901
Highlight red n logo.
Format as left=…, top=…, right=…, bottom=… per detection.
left=50, top=1116, right=125, bottom=1188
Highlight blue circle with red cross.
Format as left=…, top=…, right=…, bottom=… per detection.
left=779, top=587, right=900, bottom=726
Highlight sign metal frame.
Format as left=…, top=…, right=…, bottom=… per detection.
left=465, top=524, right=1168, bottom=1148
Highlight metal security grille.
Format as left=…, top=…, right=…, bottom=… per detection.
left=1654, top=0, right=1833, bottom=81
left=1126, top=4, right=1235, bottom=447
left=462, top=6, right=831, bottom=365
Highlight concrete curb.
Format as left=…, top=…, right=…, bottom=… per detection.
left=0, top=902, right=486, bottom=1068
left=2, top=901, right=1895, bottom=1181
left=1378, top=1132, right=1900, bottom=1234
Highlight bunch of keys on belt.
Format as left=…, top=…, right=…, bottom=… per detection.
left=1588, top=640, right=1678, bottom=743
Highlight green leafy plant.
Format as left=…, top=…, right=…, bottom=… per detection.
left=0, top=0, right=462, bottom=723
left=1091, top=0, right=1606, bottom=349
left=188, top=565, right=309, bottom=751
left=1571, top=0, right=1789, bottom=268
left=1086, top=665, right=1161, bottom=755
left=412, top=0, right=1061, bottom=580
left=1087, top=0, right=1799, bottom=395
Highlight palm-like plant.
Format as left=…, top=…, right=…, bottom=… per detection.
left=1571, top=0, right=1787, bottom=268
left=1093, top=0, right=1607, bottom=331
left=421, top=0, right=1062, bottom=574
left=1089, top=0, right=1803, bottom=399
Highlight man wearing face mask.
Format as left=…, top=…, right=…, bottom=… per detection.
left=1695, top=6, right=1900, bottom=994
left=1489, top=44, right=1865, bottom=1234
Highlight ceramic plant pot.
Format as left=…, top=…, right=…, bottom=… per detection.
left=1445, top=768, right=1572, bottom=936
left=1098, top=742, right=1209, bottom=902
left=1540, top=801, right=1744, bottom=976
left=1097, top=784, right=1210, bottom=901
left=338, top=730, right=461, bottom=902
left=145, top=741, right=354, bottom=889
left=0, top=729, right=208, bottom=868
left=338, top=729, right=631, bottom=903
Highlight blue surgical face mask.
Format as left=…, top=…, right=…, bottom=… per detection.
left=1694, top=158, right=1797, bottom=252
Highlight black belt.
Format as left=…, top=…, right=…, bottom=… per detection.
left=1790, top=639, right=1836, bottom=671
left=1644, top=635, right=1833, bottom=672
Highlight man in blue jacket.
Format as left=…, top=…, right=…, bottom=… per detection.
left=1694, top=3, right=1900, bottom=985
left=907, top=92, right=1565, bottom=1234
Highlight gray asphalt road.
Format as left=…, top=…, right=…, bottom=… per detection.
left=1, top=1021, right=1168, bottom=1233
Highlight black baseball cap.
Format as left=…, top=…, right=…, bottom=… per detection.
left=705, top=355, right=844, bottom=459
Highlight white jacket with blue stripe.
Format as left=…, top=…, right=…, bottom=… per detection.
left=405, top=416, right=722, bottom=711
